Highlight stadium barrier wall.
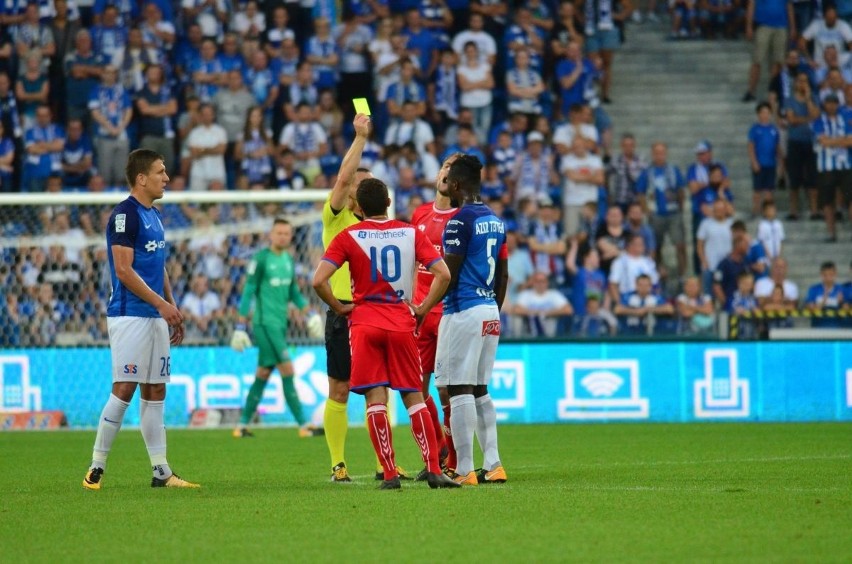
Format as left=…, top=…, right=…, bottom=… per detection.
left=1, top=341, right=851, bottom=428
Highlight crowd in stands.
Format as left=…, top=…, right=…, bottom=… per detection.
left=0, top=0, right=850, bottom=347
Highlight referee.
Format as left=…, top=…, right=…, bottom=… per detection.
left=321, top=113, right=373, bottom=482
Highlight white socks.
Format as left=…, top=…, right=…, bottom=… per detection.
left=449, top=394, right=477, bottom=475
left=140, top=399, right=172, bottom=479
left=475, top=394, right=502, bottom=471
left=91, top=394, right=130, bottom=470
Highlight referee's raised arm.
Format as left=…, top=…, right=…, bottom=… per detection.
left=329, top=113, right=372, bottom=213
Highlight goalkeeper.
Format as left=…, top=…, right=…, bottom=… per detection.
left=231, top=217, right=324, bottom=438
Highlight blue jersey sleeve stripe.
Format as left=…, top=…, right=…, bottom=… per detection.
left=322, top=257, right=342, bottom=269
left=423, top=257, right=442, bottom=269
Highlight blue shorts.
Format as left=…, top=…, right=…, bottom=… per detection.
left=586, top=28, right=621, bottom=53
left=752, top=166, right=776, bottom=191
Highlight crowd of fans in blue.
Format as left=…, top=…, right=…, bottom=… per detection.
left=0, top=0, right=850, bottom=346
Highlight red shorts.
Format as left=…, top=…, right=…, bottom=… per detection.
left=349, top=324, right=422, bottom=393
left=416, top=311, right=441, bottom=374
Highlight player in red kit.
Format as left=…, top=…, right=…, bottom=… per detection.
left=410, top=153, right=460, bottom=477
left=312, top=178, right=461, bottom=490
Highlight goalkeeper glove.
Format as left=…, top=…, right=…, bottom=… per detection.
left=306, top=311, right=323, bottom=339
left=230, top=323, right=252, bottom=352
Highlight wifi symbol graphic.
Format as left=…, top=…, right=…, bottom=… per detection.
left=580, top=371, right=624, bottom=397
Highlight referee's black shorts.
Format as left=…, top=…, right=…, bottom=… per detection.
left=816, top=169, right=852, bottom=208
left=325, top=301, right=352, bottom=382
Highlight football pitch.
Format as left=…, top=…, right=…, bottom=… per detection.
left=1, top=423, right=850, bottom=562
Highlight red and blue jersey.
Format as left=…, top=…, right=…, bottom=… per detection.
left=442, top=202, right=509, bottom=315
left=322, top=218, right=442, bottom=332
left=106, top=196, right=166, bottom=318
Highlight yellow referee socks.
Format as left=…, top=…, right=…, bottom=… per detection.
left=324, top=399, right=348, bottom=468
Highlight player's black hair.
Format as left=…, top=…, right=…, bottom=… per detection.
left=125, top=149, right=165, bottom=188
left=820, top=261, right=836, bottom=271
left=761, top=199, right=776, bottom=210
left=273, top=217, right=291, bottom=227
left=447, top=154, right=483, bottom=196
left=730, top=219, right=747, bottom=232
left=755, top=101, right=772, bottom=114
left=356, top=178, right=389, bottom=217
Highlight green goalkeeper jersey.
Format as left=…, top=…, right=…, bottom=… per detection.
left=238, top=248, right=308, bottom=329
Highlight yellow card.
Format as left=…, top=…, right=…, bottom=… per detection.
left=353, top=98, right=371, bottom=116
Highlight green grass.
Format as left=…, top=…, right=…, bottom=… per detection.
left=1, top=423, right=850, bottom=563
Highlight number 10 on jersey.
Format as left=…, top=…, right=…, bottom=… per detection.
left=369, top=244, right=401, bottom=282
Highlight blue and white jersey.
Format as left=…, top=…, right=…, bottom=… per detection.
left=304, top=35, right=337, bottom=89
left=636, top=164, right=685, bottom=216
left=88, top=84, right=131, bottom=139
left=812, top=111, right=851, bottom=171
left=244, top=66, right=275, bottom=106
left=442, top=202, right=507, bottom=314
left=91, top=24, right=128, bottom=61
left=106, top=197, right=166, bottom=317
left=190, top=57, right=225, bottom=102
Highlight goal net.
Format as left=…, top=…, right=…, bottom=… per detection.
left=0, top=189, right=330, bottom=349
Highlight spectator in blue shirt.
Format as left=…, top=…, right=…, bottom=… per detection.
left=556, top=40, right=594, bottom=118
left=636, top=141, right=688, bottom=277
left=441, top=123, right=486, bottom=164
left=731, top=220, right=769, bottom=280
left=60, top=118, right=93, bottom=188
left=805, top=261, right=846, bottom=327
left=88, top=66, right=132, bottom=187
left=567, top=241, right=608, bottom=317
left=780, top=70, right=820, bottom=221
left=63, top=29, right=106, bottom=122
left=305, top=18, right=339, bottom=91
left=614, top=274, right=674, bottom=335
left=23, top=105, right=64, bottom=192
left=91, top=5, right=128, bottom=62
left=811, top=93, right=852, bottom=242
left=503, top=6, right=545, bottom=71
left=713, top=233, right=751, bottom=310
left=403, top=9, right=439, bottom=76
left=747, top=101, right=782, bottom=216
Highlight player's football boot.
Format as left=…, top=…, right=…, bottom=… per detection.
left=331, top=462, right=352, bottom=483
left=426, top=471, right=462, bottom=489
left=151, top=474, right=201, bottom=488
left=378, top=476, right=401, bottom=490
left=414, top=467, right=429, bottom=482
left=439, top=445, right=450, bottom=471
left=82, top=467, right=104, bottom=491
left=476, top=466, right=507, bottom=484
left=298, top=424, right=325, bottom=438
left=451, top=470, right=479, bottom=486
left=232, top=427, right=254, bottom=438
left=374, top=465, right=412, bottom=481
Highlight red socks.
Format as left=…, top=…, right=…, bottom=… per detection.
left=367, top=403, right=396, bottom=480
left=424, top=395, right=445, bottom=451
left=408, top=403, right=441, bottom=474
